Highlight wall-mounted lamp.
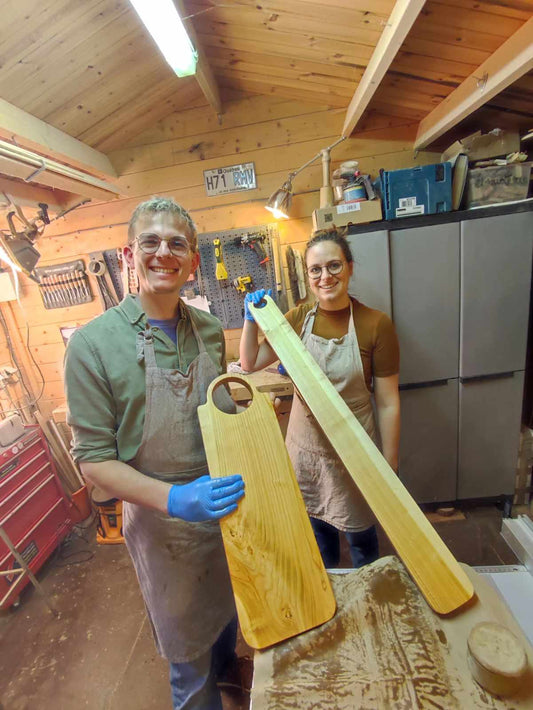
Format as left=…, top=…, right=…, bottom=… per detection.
left=265, top=136, right=347, bottom=219
left=129, top=0, right=198, bottom=77
left=0, top=204, right=44, bottom=283
left=0, top=234, right=40, bottom=283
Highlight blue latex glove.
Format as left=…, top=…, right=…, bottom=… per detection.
left=244, top=288, right=272, bottom=322
left=277, top=362, right=287, bottom=376
left=167, top=474, right=244, bottom=522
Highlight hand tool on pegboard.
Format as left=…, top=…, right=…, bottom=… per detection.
left=212, top=238, right=230, bottom=323
left=89, top=252, right=119, bottom=311
left=35, top=261, right=92, bottom=309
left=213, top=238, right=228, bottom=280
left=234, top=232, right=269, bottom=265
left=232, top=275, right=253, bottom=293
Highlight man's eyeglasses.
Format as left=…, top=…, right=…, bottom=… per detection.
left=135, top=234, right=191, bottom=257
left=307, top=260, right=345, bottom=279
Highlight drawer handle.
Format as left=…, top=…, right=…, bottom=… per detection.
left=460, top=372, right=514, bottom=384
left=400, top=379, right=449, bottom=391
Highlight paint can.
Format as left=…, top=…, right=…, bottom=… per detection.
left=343, top=184, right=367, bottom=203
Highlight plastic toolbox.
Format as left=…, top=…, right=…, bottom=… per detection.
left=379, top=162, right=452, bottom=220
left=0, top=426, right=74, bottom=608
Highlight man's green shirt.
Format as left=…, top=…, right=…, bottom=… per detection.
left=64, top=295, right=226, bottom=463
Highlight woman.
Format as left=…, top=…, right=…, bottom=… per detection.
left=240, top=227, right=400, bottom=569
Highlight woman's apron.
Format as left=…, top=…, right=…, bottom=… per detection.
left=285, top=301, right=377, bottom=533
left=123, top=314, right=236, bottom=663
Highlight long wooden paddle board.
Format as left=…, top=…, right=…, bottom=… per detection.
left=250, top=295, right=474, bottom=615
left=198, top=375, right=336, bottom=649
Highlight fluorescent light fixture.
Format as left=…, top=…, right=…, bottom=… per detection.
left=129, top=0, right=198, bottom=77
left=0, top=139, right=120, bottom=195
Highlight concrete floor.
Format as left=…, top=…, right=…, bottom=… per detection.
left=0, top=503, right=528, bottom=710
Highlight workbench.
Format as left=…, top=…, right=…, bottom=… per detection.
left=53, top=367, right=295, bottom=421
left=250, top=557, right=533, bottom=709
left=228, top=367, right=294, bottom=435
left=227, top=366, right=294, bottom=401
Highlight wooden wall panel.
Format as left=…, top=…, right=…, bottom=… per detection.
left=121, top=95, right=333, bottom=147
left=7, top=97, right=439, bottom=417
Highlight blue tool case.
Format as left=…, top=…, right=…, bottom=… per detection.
left=378, top=162, right=452, bottom=220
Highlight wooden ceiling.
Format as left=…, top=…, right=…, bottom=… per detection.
left=0, top=0, right=531, bottom=209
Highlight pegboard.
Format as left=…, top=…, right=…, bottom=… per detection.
left=103, top=249, right=125, bottom=301
left=184, top=225, right=280, bottom=329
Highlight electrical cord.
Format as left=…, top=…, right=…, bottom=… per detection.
left=0, top=308, right=38, bottom=406
left=24, top=317, right=46, bottom=403
left=52, top=516, right=98, bottom=567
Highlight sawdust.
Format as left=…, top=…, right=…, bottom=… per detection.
left=259, top=556, right=460, bottom=709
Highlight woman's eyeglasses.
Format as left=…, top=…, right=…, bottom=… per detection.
left=307, top=260, right=345, bottom=279
left=135, top=235, right=191, bottom=257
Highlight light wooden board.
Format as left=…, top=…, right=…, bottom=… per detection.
left=251, top=296, right=474, bottom=614
left=251, top=556, right=533, bottom=709
left=197, top=374, right=336, bottom=649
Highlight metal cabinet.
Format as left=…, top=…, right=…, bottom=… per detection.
left=460, top=212, right=533, bottom=378
left=390, top=222, right=460, bottom=385
left=347, top=206, right=533, bottom=504
left=458, top=372, right=525, bottom=498
left=347, top=230, right=392, bottom=317
left=399, top=379, right=458, bottom=503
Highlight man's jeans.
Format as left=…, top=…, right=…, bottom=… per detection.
left=169, top=617, right=237, bottom=710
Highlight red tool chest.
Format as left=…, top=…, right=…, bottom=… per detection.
left=0, top=425, right=74, bottom=609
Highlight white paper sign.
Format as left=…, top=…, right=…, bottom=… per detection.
left=204, top=162, right=256, bottom=196
left=181, top=294, right=211, bottom=313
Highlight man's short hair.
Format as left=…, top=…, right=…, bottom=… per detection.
left=128, top=196, right=198, bottom=251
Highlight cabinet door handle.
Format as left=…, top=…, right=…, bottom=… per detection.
left=399, top=379, right=449, bottom=391
left=460, top=372, right=514, bottom=384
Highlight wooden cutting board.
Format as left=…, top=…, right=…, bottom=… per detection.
left=250, top=295, right=474, bottom=615
left=197, top=374, right=336, bottom=649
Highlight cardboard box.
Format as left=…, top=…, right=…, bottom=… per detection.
left=441, top=130, right=520, bottom=163
left=465, top=162, right=532, bottom=208
left=312, top=199, right=382, bottom=231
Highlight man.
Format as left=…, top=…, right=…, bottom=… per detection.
left=64, top=197, right=245, bottom=710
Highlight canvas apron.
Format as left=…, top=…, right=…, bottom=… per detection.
left=123, top=315, right=236, bottom=663
left=285, top=301, right=377, bottom=533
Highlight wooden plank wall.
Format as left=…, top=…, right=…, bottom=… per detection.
left=5, top=95, right=440, bottom=418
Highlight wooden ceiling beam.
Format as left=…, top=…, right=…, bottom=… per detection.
left=414, top=16, right=533, bottom=151
left=342, top=0, right=427, bottom=137
left=0, top=99, right=117, bottom=180
left=0, top=176, right=70, bottom=214
left=176, top=0, right=222, bottom=115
